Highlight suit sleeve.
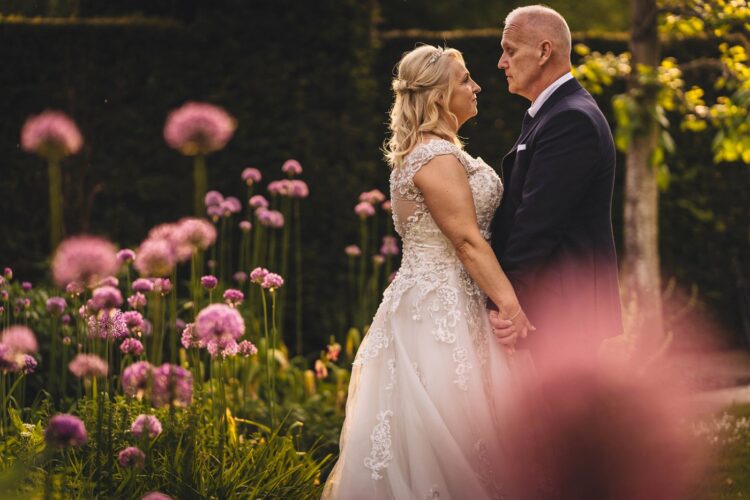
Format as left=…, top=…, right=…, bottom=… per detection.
left=502, top=109, right=601, bottom=297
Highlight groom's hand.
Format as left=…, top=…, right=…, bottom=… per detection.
left=489, top=310, right=518, bottom=346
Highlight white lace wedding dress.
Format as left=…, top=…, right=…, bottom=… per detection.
left=323, top=139, right=514, bottom=500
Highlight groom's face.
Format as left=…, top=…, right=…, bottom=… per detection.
left=498, top=21, right=541, bottom=101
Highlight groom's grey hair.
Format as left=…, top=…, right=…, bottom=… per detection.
left=504, top=5, right=572, bottom=61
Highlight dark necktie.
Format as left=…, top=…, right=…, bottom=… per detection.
left=521, top=111, right=532, bottom=134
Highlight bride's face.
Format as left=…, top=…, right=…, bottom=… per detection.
left=446, top=59, right=481, bottom=130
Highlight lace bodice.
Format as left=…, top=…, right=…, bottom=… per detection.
left=389, top=139, right=503, bottom=269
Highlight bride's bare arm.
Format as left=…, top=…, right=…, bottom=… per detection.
left=413, top=154, right=533, bottom=336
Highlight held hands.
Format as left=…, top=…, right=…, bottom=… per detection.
left=488, top=306, right=535, bottom=355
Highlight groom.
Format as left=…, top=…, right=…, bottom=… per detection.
left=488, top=5, right=623, bottom=364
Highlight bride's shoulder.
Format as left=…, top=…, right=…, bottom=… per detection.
left=405, top=137, right=462, bottom=164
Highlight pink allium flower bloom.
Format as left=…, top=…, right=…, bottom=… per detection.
left=132, top=278, right=154, bottom=293
left=200, top=275, right=218, bottom=290
left=120, top=338, right=144, bottom=356
left=207, top=205, right=223, bottom=220
left=142, top=492, right=172, bottom=500
left=128, top=293, right=147, bottom=310
left=354, top=201, right=376, bottom=218
left=250, top=267, right=269, bottom=284
left=21, top=110, right=83, bottom=160
left=0, top=290, right=7, bottom=301
left=249, top=195, right=269, bottom=209
left=118, top=446, right=146, bottom=469
left=3, top=268, right=12, bottom=280
left=116, top=249, right=136, bottom=264
left=281, top=159, right=303, bottom=176
left=241, top=167, right=262, bottom=185
left=152, top=363, right=193, bottom=407
left=95, top=276, right=119, bottom=288
left=131, top=414, right=162, bottom=439
left=46, top=296, right=67, bottom=315
left=237, top=340, right=258, bottom=356
left=68, top=353, right=108, bottom=378
left=176, top=217, right=216, bottom=251
left=326, top=343, right=342, bottom=362
left=221, top=196, right=242, bottom=215
left=141, top=319, right=153, bottom=336
left=163, top=102, right=236, bottom=156
left=90, top=286, right=123, bottom=311
left=147, top=222, right=179, bottom=242
left=233, top=271, right=248, bottom=284
left=87, top=309, right=128, bottom=340
left=267, top=179, right=293, bottom=197
left=122, top=361, right=154, bottom=399
left=239, top=220, right=252, bottom=232
left=315, top=359, right=328, bottom=379
left=21, top=281, right=32, bottom=292
left=134, top=238, right=175, bottom=277
left=62, top=314, right=71, bottom=325
left=255, top=207, right=272, bottom=226
left=380, top=235, right=400, bottom=256
left=123, top=310, right=145, bottom=332
left=153, top=278, right=172, bottom=295
left=65, top=281, right=85, bottom=296
left=382, top=200, right=392, bottom=212
left=345, top=245, right=361, bottom=257
left=223, top=288, right=244, bottom=306
left=359, top=189, right=386, bottom=204
left=373, top=254, right=385, bottom=266
left=2, top=326, right=38, bottom=355
left=52, top=236, right=119, bottom=289
left=204, top=190, right=224, bottom=207
left=0, top=345, right=17, bottom=373
left=45, top=414, right=87, bottom=448
left=290, top=179, right=309, bottom=198
left=261, top=273, right=284, bottom=291
left=195, top=304, right=245, bottom=358
left=181, top=323, right=199, bottom=349
left=265, top=210, right=284, bottom=229
left=22, top=355, right=37, bottom=374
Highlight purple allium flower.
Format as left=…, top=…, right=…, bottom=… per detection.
left=345, top=245, right=361, bottom=257
left=315, top=359, right=328, bottom=379
left=249, top=267, right=268, bottom=284
left=90, top=286, right=123, bottom=311
left=266, top=210, right=285, bottom=229
left=181, top=323, right=199, bottom=349
left=359, top=189, right=386, bottom=204
left=22, top=355, right=37, bottom=374
left=120, top=338, right=144, bottom=356
left=132, top=278, right=154, bottom=293
left=52, top=236, right=119, bottom=289
left=233, top=271, right=248, bottom=284
left=382, top=200, right=392, bottom=212
left=290, top=179, right=309, bottom=198
left=87, top=309, right=128, bottom=340
left=21, top=281, right=32, bottom=292
left=131, top=414, right=162, bottom=439
left=261, top=273, right=284, bottom=291
left=200, top=275, right=218, bottom=290
left=207, top=205, right=223, bottom=220
left=134, top=238, right=175, bottom=277
left=249, top=195, right=269, bottom=209
left=142, top=493, right=172, bottom=500
left=267, top=179, right=293, bottom=197
left=175, top=217, right=216, bottom=252
left=152, top=364, right=193, bottom=407
left=128, top=293, right=147, bottom=310
left=154, top=278, right=172, bottom=295
left=0, top=344, right=17, bottom=372
left=237, top=340, right=258, bottom=357
left=122, top=361, right=154, bottom=399
left=373, top=254, right=385, bottom=266
left=221, top=196, right=242, bottom=216
left=3, top=268, right=12, bottom=280
left=281, top=159, right=303, bottom=176
left=205, top=190, right=224, bottom=208
left=68, top=353, right=108, bottom=378
left=175, top=318, right=186, bottom=332
left=141, top=319, right=153, bottom=336
left=65, top=281, right=85, bottom=296
left=21, top=110, right=83, bottom=160
left=239, top=220, right=252, bottom=232
left=96, top=276, right=119, bottom=287
left=241, top=167, right=262, bottom=185
left=223, top=289, right=244, bottom=307
left=380, top=235, right=400, bottom=256
left=2, top=326, right=38, bottom=355
left=117, top=249, right=136, bottom=264
left=118, top=446, right=146, bottom=469
left=46, top=296, right=67, bottom=315
left=354, top=201, right=376, bottom=218
left=45, top=414, right=87, bottom=448
left=62, top=314, right=71, bottom=325
left=163, top=102, right=236, bottom=156
left=195, top=304, right=245, bottom=358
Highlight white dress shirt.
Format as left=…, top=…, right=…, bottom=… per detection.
left=527, top=72, right=574, bottom=117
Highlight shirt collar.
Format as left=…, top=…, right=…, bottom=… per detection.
left=528, top=72, right=574, bottom=118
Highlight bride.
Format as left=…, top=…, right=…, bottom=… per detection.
left=323, top=44, right=533, bottom=500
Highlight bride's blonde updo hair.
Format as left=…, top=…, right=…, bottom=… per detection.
left=385, top=44, right=464, bottom=169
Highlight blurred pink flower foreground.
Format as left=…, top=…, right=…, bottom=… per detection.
left=52, top=236, right=119, bottom=289
left=21, top=110, right=83, bottom=160
left=163, top=101, right=236, bottom=156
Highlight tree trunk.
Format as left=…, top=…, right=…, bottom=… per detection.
left=623, top=0, right=664, bottom=353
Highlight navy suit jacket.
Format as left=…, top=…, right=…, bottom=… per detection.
left=491, top=78, right=623, bottom=357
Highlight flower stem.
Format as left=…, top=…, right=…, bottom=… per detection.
left=193, top=154, right=207, bottom=217
left=47, top=158, right=64, bottom=252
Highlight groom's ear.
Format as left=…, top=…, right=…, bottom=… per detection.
left=538, top=40, right=552, bottom=65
